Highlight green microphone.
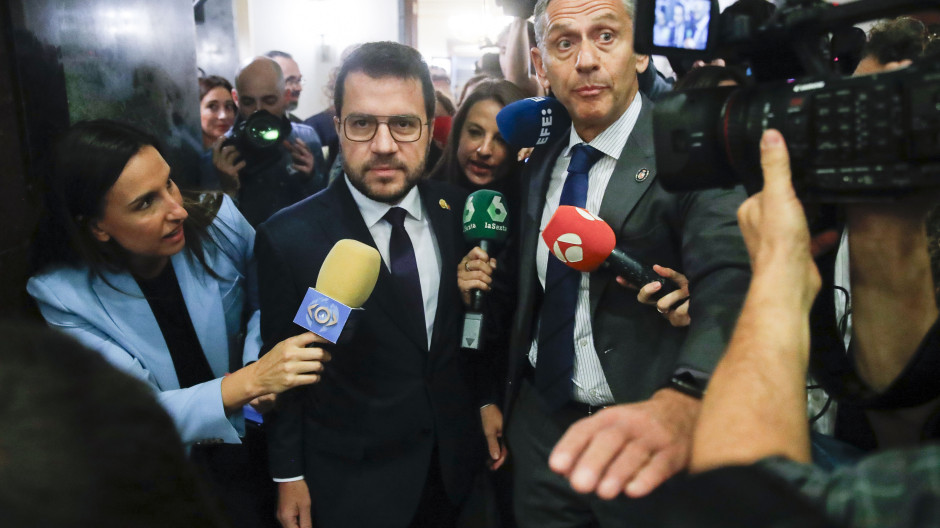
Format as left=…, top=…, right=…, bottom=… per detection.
left=461, top=190, right=510, bottom=351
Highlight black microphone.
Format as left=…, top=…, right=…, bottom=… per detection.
left=496, top=96, right=572, bottom=148
left=542, top=206, right=682, bottom=302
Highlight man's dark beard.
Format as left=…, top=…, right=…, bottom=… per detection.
left=343, top=152, right=428, bottom=205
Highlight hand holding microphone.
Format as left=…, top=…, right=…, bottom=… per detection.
left=230, top=240, right=383, bottom=411
left=542, top=206, right=691, bottom=325
left=460, top=190, right=510, bottom=350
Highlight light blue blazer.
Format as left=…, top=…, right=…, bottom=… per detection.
left=28, top=196, right=261, bottom=445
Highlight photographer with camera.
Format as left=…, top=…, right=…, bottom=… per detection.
left=208, top=57, right=326, bottom=226
left=685, top=127, right=940, bottom=527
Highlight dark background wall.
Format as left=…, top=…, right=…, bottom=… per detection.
left=0, top=0, right=205, bottom=319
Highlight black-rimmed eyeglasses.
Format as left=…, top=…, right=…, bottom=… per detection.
left=342, top=114, right=427, bottom=143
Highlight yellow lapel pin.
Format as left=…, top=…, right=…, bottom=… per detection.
left=439, top=199, right=450, bottom=210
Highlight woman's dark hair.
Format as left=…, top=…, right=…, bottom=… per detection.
left=429, top=79, right=524, bottom=188
left=435, top=90, right=456, bottom=116
left=457, top=73, right=493, bottom=107
left=674, top=65, right=750, bottom=91
left=30, top=120, right=221, bottom=279
left=197, top=75, right=233, bottom=102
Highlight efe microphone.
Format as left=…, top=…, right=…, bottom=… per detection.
left=293, top=239, right=381, bottom=343
left=542, top=206, right=680, bottom=301
left=461, top=190, right=510, bottom=350
left=496, top=96, right=572, bottom=148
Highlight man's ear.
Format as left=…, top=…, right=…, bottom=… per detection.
left=636, top=54, right=650, bottom=75
left=231, top=89, right=239, bottom=105
left=531, top=47, right=552, bottom=92
left=334, top=115, right=341, bottom=137
left=88, top=220, right=110, bottom=242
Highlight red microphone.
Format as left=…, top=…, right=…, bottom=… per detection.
left=541, top=206, right=676, bottom=298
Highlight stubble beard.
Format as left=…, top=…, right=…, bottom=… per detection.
left=343, top=153, right=428, bottom=205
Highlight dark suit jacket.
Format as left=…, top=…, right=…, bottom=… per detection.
left=256, top=177, right=487, bottom=528
left=502, top=94, right=751, bottom=409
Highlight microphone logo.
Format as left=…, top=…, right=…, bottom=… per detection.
left=294, top=288, right=353, bottom=343
left=552, top=233, right=584, bottom=263
left=538, top=107, right=553, bottom=146
left=487, top=196, right=508, bottom=223
left=464, top=199, right=475, bottom=223
left=306, top=303, right=338, bottom=327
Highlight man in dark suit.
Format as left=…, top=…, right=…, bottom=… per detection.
left=460, top=0, right=750, bottom=526
left=256, top=42, right=493, bottom=528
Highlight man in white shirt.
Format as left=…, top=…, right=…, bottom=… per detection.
left=256, top=42, right=495, bottom=528
left=460, top=0, right=750, bottom=525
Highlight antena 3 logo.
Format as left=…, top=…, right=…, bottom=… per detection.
left=552, top=208, right=603, bottom=263
left=553, top=233, right=584, bottom=263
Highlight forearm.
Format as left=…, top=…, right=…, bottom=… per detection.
left=503, top=18, right=541, bottom=97
left=692, top=264, right=815, bottom=472
left=220, top=363, right=265, bottom=413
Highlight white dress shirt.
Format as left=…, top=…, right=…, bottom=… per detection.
left=528, top=95, right=643, bottom=406
left=345, top=176, right=442, bottom=348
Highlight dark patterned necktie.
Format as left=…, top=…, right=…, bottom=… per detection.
left=384, top=207, right=427, bottom=349
left=535, top=144, right=604, bottom=410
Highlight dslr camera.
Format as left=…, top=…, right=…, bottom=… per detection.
left=634, top=0, right=940, bottom=201
left=222, top=109, right=293, bottom=171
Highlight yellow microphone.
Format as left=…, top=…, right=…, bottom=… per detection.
left=293, top=239, right=381, bottom=342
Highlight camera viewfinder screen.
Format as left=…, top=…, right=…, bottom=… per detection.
left=652, top=0, right=711, bottom=51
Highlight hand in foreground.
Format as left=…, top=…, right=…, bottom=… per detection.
left=458, top=246, right=497, bottom=306
left=736, top=129, right=819, bottom=295
left=618, top=265, right=691, bottom=327
left=211, top=138, right=245, bottom=195
left=251, top=332, right=331, bottom=395
left=549, top=388, right=700, bottom=499
left=278, top=480, right=313, bottom=528
left=285, top=138, right=315, bottom=175
left=481, top=404, right=509, bottom=470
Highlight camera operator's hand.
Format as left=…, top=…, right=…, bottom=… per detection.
left=285, top=138, right=315, bottom=176
left=211, top=138, right=245, bottom=196
left=691, top=129, right=818, bottom=474
left=736, top=130, right=820, bottom=299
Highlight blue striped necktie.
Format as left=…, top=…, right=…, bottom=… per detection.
left=535, top=143, right=604, bottom=410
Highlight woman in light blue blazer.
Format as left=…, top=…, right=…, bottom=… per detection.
left=27, top=120, right=329, bottom=528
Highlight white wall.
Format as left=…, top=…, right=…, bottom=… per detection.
left=236, top=0, right=399, bottom=119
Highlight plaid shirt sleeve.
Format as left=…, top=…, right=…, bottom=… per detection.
left=756, top=444, right=940, bottom=528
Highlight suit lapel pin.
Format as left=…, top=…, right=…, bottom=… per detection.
left=635, top=168, right=650, bottom=182
left=439, top=199, right=450, bottom=210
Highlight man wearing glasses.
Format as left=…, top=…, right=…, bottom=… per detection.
left=209, top=56, right=327, bottom=226
left=256, top=41, right=494, bottom=528
left=265, top=50, right=305, bottom=123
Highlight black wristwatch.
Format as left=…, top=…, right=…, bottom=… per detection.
left=664, top=368, right=709, bottom=399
